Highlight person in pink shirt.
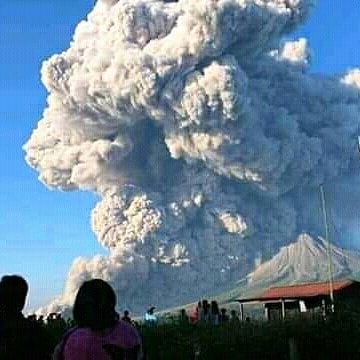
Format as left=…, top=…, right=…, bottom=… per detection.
left=53, top=279, right=142, bottom=360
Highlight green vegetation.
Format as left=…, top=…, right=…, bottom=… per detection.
left=140, top=315, right=360, bottom=359
left=42, top=308, right=360, bottom=359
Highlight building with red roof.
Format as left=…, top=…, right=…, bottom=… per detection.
left=237, top=279, right=360, bottom=321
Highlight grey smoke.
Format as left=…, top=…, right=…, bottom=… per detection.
left=24, top=0, right=360, bottom=313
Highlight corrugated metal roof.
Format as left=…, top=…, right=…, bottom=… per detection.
left=238, top=279, right=357, bottom=303
left=258, top=279, right=354, bottom=300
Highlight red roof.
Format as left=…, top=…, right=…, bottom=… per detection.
left=259, top=280, right=354, bottom=300
left=239, top=279, right=357, bottom=302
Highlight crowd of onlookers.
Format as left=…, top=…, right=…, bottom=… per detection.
left=0, top=275, right=143, bottom=359
left=141, top=299, right=245, bottom=327
left=188, top=299, right=243, bottom=325
left=0, top=274, right=245, bottom=359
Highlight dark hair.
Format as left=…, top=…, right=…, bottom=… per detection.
left=0, top=275, right=28, bottom=313
left=73, top=279, right=118, bottom=331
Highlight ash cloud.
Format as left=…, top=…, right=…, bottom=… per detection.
left=24, top=0, right=360, bottom=313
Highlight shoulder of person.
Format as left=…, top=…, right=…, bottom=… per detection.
left=62, top=328, right=99, bottom=360
left=115, top=321, right=141, bottom=344
left=64, top=328, right=95, bottom=354
left=117, top=320, right=140, bottom=333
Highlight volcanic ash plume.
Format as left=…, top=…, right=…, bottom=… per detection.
left=24, top=0, right=360, bottom=313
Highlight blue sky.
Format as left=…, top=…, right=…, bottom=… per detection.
left=0, top=1, right=359, bottom=311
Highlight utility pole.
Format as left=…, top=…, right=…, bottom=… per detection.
left=320, top=184, right=335, bottom=313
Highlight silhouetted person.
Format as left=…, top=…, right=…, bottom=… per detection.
left=202, top=300, right=209, bottom=311
left=230, top=310, right=239, bottom=323
left=179, top=309, right=189, bottom=324
left=27, top=314, right=37, bottom=322
left=210, top=301, right=219, bottom=325
left=47, top=313, right=57, bottom=323
left=121, top=310, right=132, bottom=324
left=53, top=279, right=142, bottom=360
left=38, top=315, right=45, bottom=326
left=219, top=308, right=229, bottom=324
left=56, top=314, right=67, bottom=329
left=195, top=301, right=202, bottom=323
left=47, top=313, right=67, bottom=344
left=0, top=275, right=52, bottom=360
left=200, top=300, right=210, bottom=323
left=144, top=306, right=157, bottom=326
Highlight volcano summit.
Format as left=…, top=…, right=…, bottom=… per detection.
left=25, top=0, right=360, bottom=313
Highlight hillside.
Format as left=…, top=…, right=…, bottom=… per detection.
left=212, top=233, right=360, bottom=304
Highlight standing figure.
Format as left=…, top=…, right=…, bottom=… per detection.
left=0, top=275, right=52, bottom=360
left=210, top=301, right=219, bottom=325
left=144, top=307, right=157, bottom=325
left=53, top=279, right=143, bottom=360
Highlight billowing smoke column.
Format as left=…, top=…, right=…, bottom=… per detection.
left=25, top=0, right=360, bottom=313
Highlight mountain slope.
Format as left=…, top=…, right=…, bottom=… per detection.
left=214, top=233, right=360, bottom=303
left=247, top=233, right=360, bottom=285
left=155, top=233, right=360, bottom=316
